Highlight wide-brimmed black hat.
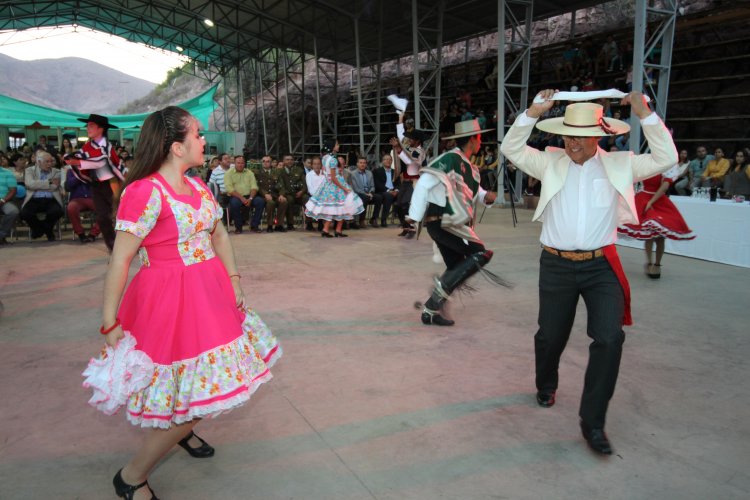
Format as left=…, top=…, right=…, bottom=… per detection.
left=404, top=128, right=427, bottom=143
left=77, top=113, right=118, bottom=129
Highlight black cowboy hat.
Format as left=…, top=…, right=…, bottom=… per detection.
left=404, top=128, right=427, bottom=143
left=77, top=113, right=118, bottom=129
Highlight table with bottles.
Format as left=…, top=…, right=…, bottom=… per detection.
left=617, top=194, right=750, bottom=268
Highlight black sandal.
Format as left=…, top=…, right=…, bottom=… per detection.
left=113, top=468, right=158, bottom=500
left=177, top=431, right=215, bottom=458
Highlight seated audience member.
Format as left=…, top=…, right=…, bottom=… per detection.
left=254, top=155, right=288, bottom=232
left=64, top=168, right=100, bottom=243
left=373, top=153, right=400, bottom=228
left=0, top=163, right=19, bottom=245
left=303, top=156, right=313, bottom=175
left=20, top=151, right=63, bottom=241
left=723, top=148, right=750, bottom=197
left=679, top=145, right=714, bottom=193
left=697, top=148, right=730, bottom=188
left=208, top=153, right=232, bottom=206
left=204, top=156, right=219, bottom=182
left=669, top=149, right=690, bottom=195
left=350, top=157, right=383, bottom=228
left=224, top=155, right=265, bottom=234
left=282, top=154, right=308, bottom=231
left=305, top=156, right=326, bottom=230
left=10, top=153, right=28, bottom=185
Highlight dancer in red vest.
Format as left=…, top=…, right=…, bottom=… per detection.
left=65, top=114, right=125, bottom=251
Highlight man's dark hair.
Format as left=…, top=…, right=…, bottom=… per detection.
left=455, top=135, right=477, bottom=149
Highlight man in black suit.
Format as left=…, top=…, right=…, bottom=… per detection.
left=372, top=153, right=400, bottom=228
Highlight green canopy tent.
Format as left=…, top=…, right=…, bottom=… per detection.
left=0, top=85, right=218, bottom=130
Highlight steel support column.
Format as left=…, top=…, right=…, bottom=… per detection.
left=313, top=48, right=339, bottom=154
left=352, top=9, right=384, bottom=160
left=497, top=0, right=533, bottom=205
left=282, top=49, right=306, bottom=156
left=411, top=0, right=444, bottom=157
left=631, top=0, right=678, bottom=152
left=258, top=47, right=282, bottom=157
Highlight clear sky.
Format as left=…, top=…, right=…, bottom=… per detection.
left=0, top=26, right=188, bottom=84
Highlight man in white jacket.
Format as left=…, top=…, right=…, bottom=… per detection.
left=500, top=89, right=677, bottom=455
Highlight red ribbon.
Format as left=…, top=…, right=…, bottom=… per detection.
left=601, top=245, right=632, bottom=326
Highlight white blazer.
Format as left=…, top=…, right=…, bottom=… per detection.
left=500, top=113, right=678, bottom=225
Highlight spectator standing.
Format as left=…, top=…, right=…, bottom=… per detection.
left=224, top=155, right=264, bottom=234
left=0, top=164, right=19, bottom=245
left=21, top=151, right=63, bottom=241
left=65, top=167, right=100, bottom=243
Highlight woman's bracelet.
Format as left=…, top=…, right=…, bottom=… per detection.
left=100, top=318, right=121, bottom=335
left=229, top=274, right=241, bottom=279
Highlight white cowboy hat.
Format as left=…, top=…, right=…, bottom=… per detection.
left=535, top=102, right=630, bottom=137
left=443, top=119, right=494, bottom=139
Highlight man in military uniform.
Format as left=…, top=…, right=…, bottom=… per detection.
left=254, top=155, right=288, bottom=232
left=281, top=154, right=308, bottom=230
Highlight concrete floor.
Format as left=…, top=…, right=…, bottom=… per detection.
left=0, top=206, right=748, bottom=500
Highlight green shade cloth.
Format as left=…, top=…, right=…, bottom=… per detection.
left=0, top=85, right=218, bottom=130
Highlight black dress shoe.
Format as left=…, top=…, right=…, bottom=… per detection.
left=404, top=230, right=415, bottom=239
left=321, top=231, right=334, bottom=238
left=113, top=468, right=158, bottom=499
left=177, top=431, right=215, bottom=458
left=580, top=421, right=613, bottom=455
left=266, top=226, right=274, bottom=233
left=274, top=225, right=287, bottom=232
left=536, top=391, right=556, bottom=408
left=334, top=231, right=348, bottom=237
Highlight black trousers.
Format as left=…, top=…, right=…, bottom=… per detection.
left=356, top=192, right=383, bottom=222
left=425, top=203, right=486, bottom=269
left=91, top=180, right=116, bottom=251
left=20, top=198, right=63, bottom=237
left=535, top=250, right=625, bottom=429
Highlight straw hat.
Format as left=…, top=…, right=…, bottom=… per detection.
left=536, top=102, right=629, bottom=137
left=444, top=119, right=494, bottom=139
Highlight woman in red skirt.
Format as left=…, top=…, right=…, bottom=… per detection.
left=618, top=164, right=695, bottom=278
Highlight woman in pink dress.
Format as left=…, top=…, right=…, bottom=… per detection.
left=618, top=165, right=695, bottom=279
left=99, top=106, right=281, bottom=499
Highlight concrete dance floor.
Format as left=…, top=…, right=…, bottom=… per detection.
left=1, top=207, right=748, bottom=499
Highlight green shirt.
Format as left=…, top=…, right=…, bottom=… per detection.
left=223, top=168, right=259, bottom=196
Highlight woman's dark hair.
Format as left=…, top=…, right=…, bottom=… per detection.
left=121, top=106, right=192, bottom=193
left=321, top=137, right=337, bottom=154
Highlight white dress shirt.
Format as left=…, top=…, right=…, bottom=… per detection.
left=515, top=110, right=660, bottom=251
left=306, top=169, right=325, bottom=196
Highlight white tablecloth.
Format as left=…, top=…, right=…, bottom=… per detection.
left=617, top=197, right=750, bottom=268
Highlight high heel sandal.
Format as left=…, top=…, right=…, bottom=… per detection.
left=177, top=431, right=215, bottom=458
left=321, top=231, right=333, bottom=238
left=334, top=232, right=348, bottom=237
left=645, top=263, right=660, bottom=279
left=113, top=469, right=158, bottom=500
left=651, top=263, right=661, bottom=279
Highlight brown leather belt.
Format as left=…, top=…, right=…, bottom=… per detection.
left=543, top=245, right=604, bottom=261
left=423, top=215, right=442, bottom=223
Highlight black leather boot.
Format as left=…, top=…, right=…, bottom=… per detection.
left=418, top=250, right=495, bottom=326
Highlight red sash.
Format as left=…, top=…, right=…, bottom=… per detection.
left=602, top=244, right=632, bottom=326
